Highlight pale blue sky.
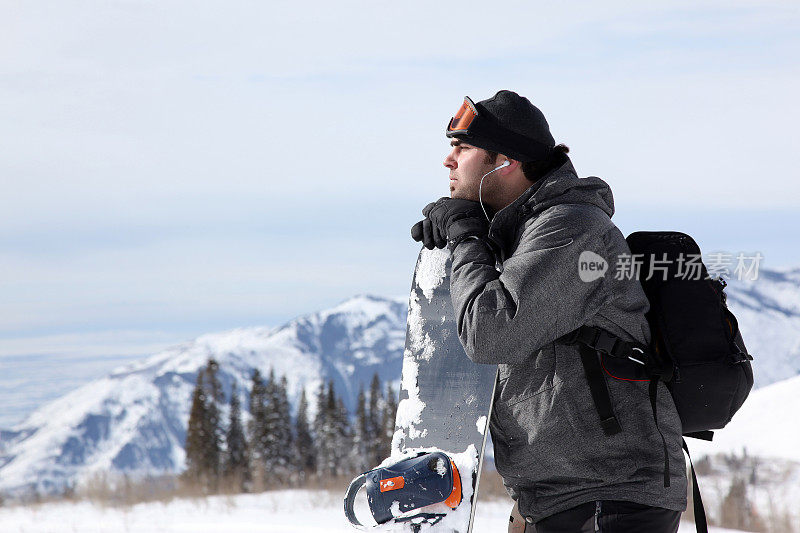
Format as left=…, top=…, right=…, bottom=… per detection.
left=1, top=0, right=798, bottom=425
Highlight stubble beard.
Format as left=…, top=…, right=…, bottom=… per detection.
left=450, top=167, right=495, bottom=203
left=451, top=182, right=478, bottom=201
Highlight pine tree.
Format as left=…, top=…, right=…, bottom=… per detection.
left=184, top=371, right=210, bottom=485
left=274, top=376, right=295, bottom=475
left=294, top=388, right=315, bottom=475
left=182, top=359, right=226, bottom=492
left=314, top=380, right=338, bottom=476
left=313, top=382, right=329, bottom=476
left=366, top=373, right=384, bottom=466
left=224, top=382, right=248, bottom=490
left=202, top=359, right=223, bottom=488
left=248, top=368, right=267, bottom=456
left=245, top=368, right=295, bottom=486
left=382, top=382, right=398, bottom=459
left=308, top=379, right=353, bottom=476
left=247, top=368, right=268, bottom=489
left=335, top=394, right=354, bottom=475
left=352, top=386, right=369, bottom=472
left=261, top=369, right=281, bottom=476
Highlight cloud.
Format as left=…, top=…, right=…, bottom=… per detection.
left=0, top=0, right=798, bottom=345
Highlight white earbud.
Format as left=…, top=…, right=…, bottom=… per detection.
left=496, top=160, right=510, bottom=169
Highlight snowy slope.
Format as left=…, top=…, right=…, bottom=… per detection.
left=0, top=295, right=406, bottom=496
left=0, top=490, right=744, bottom=533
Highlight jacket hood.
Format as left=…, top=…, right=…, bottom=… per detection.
left=488, top=157, right=615, bottom=253
left=517, top=157, right=614, bottom=218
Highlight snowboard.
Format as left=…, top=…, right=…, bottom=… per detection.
left=388, top=247, right=499, bottom=533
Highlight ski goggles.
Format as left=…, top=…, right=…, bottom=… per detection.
left=445, top=96, right=553, bottom=162
left=446, top=96, right=480, bottom=135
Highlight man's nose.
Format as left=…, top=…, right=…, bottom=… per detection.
left=443, top=151, right=457, bottom=169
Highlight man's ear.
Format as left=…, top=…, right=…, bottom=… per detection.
left=499, top=158, right=519, bottom=173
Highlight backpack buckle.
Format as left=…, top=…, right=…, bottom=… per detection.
left=593, top=330, right=618, bottom=355
left=730, top=350, right=753, bottom=364
left=628, top=347, right=646, bottom=366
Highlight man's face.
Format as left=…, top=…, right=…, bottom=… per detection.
left=443, top=139, right=498, bottom=201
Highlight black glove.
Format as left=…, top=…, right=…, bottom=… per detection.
left=410, top=198, right=489, bottom=249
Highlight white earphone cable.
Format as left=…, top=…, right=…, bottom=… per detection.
left=478, top=161, right=509, bottom=222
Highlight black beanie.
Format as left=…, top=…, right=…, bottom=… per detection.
left=447, top=90, right=555, bottom=163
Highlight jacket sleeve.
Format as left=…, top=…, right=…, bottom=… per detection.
left=450, top=206, right=612, bottom=364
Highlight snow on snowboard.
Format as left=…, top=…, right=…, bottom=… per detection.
left=344, top=247, right=498, bottom=532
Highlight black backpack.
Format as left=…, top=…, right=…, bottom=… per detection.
left=627, top=231, right=753, bottom=435
left=560, top=231, right=754, bottom=533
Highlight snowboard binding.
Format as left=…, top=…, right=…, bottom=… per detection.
left=343, top=451, right=462, bottom=530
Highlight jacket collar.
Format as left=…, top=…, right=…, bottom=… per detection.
left=486, top=156, right=614, bottom=257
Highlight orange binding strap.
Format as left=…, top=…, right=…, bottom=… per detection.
left=379, top=476, right=405, bottom=492
left=444, top=459, right=462, bottom=508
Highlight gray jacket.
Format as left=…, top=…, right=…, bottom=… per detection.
left=449, top=157, right=687, bottom=522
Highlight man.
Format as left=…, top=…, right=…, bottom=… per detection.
left=411, top=91, right=687, bottom=532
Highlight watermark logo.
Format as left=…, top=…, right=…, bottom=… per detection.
left=578, top=250, right=764, bottom=282
left=578, top=251, right=608, bottom=282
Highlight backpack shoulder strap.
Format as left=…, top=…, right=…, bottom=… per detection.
left=577, top=342, right=622, bottom=436
left=683, top=439, right=709, bottom=533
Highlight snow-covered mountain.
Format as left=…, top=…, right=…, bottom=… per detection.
left=0, top=294, right=406, bottom=497
left=1, top=266, right=799, bottom=499
left=723, top=267, right=800, bottom=388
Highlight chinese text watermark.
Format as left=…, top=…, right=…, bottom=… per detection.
left=578, top=251, right=763, bottom=282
